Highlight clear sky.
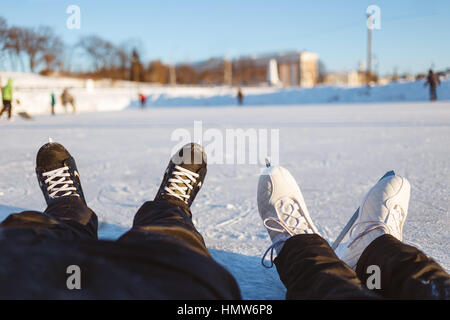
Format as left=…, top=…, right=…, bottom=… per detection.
left=1, top=0, right=449, bottom=75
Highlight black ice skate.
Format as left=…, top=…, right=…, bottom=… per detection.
left=35, top=142, right=86, bottom=205
left=155, top=143, right=207, bottom=207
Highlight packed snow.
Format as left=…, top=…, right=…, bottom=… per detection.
left=0, top=96, right=449, bottom=299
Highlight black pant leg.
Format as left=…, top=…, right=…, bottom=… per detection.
left=0, top=100, right=7, bottom=117
left=118, top=198, right=209, bottom=257
left=430, top=86, right=437, bottom=101
left=274, top=234, right=380, bottom=299
left=1, top=100, right=12, bottom=119
left=0, top=196, right=98, bottom=240
left=117, top=199, right=242, bottom=299
left=356, top=234, right=450, bottom=299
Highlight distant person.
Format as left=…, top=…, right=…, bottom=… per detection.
left=237, top=88, right=244, bottom=106
left=61, top=88, right=76, bottom=114
left=50, top=92, right=56, bottom=115
left=0, top=78, right=14, bottom=121
left=139, top=93, right=147, bottom=109
left=424, top=69, right=441, bottom=101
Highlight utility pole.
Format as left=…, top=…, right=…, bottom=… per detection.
left=367, top=12, right=373, bottom=85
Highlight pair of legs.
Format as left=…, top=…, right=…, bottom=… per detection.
left=0, top=142, right=240, bottom=299
left=274, top=233, right=449, bottom=299
left=0, top=100, right=12, bottom=119
left=1, top=196, right=207, bottom=257
left=258, top=166, right=450, bottom=299
left=62, top=101, right=76, bottom=114
left=430, top=86, right=437, bottom=101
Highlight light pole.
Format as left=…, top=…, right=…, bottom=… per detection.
left=367, top=12, right=373, bottom=85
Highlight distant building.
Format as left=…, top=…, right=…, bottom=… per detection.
left=323, top=71, right=367, bottom=87
left=241, top=51, right=319, bottom=87
left=192, top=50, right=319, bottom=87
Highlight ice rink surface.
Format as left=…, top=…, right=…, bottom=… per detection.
left=0, top=101, right=449, bottom=299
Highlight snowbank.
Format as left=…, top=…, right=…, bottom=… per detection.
left=1, top=71, right=449, bottom=114
left=137, top=80, right=450, bottom=107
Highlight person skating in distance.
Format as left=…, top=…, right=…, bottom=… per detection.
left=0, top=141, right=241, bottom=299
left=257, top=165, right=450, bottom=299
left=61, top=88, right=76, bottom=114
left=424, top=69, right=441, bottom=102
left=0, top=78, right=14, bottom=121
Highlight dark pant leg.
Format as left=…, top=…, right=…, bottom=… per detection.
left=0, top=196, right=98, bottom=240
left=1, top=100, right=12, bottom=119
left=118, top=198, right=209, bottom=257
left=274, top=234, right=380, bottom=299
left=0, top=100, right=8, bottom=118
left=356, top=234, right=450, bottom=299
left=430, top=86, right=437, bottom=101
left=116, top=199, right=242, bottom=299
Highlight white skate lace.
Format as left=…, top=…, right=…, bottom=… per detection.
left=346, top=204, right=405, bottom=249
left=42, top=166, right=78, bottom=198
left=261, top=197, right=315, bottom=268
left=164, top=165, right=199, bottom=203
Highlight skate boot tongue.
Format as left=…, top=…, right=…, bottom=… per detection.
left=171, top=143, right=206, bottom=172
left=36, top=142, right=72, bottom=172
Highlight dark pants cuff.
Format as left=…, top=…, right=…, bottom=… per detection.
left=0, top=196, right=98, bottom=240
left=119, top=199, right=210, bottom=257
left=275, top=234, right=378, bottom=299
left=356, top=234, right=450, bottom=299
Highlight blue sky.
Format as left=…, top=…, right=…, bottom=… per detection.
left=2, top=0, right=449, bottom=75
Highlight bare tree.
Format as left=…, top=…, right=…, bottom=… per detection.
left=4, top=26, right=26, bottom=71
left=115, top=47, right=130, bottom=79
left=130, top=48, right=145, bottom=81
left=175, top=64, right=198, bottom=84
left=21, top=27, right=49, bottom=72
left=0, top=17, right=7, bottom=55
left=39, top=28, right=64, bottom=73
left=117, top=39, right=142, bottom=79
left=147, top=60, right=169, bottom=84
left=0, top=17, right=8, bottom=69
left=77, top=35, right=126, bottom=75
left=77, top=35, right=111, bottom=72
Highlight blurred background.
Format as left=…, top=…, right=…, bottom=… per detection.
left=0, top=0, right=449, bottom=89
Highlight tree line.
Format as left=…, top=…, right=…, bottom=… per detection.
left=1, top=16, right=260, bottom=85
left=0, top=17, right=64, bottom=73
left=0, top=16, right=147, bottom=80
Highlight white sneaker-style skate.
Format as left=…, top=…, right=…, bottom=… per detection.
left=335, top=173, right=411, bottom=269
left=257, top=165, right=319, bottom=267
